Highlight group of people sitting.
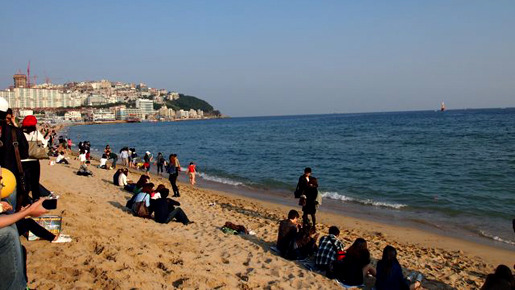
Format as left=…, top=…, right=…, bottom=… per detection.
left=112, top=169, right=193, bottom=225
left=277, top=209, right=423, bottom=289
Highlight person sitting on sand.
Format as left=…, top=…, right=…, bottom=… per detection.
left=150, top=187, right=192, bottom=225
left=315, top=226, right=344, bottom=272
left=99, top=154, right=108, bottom=169
left=131, top=183, right=154, bottom=217
left=277, top=210, right=301, bottom=257
left=481, top=264, right=514, bottom=290
left=55, top=151, right=69, bottom=164
left=375, top=245, right=422, bottom=290
left=79, top=149, right=87, bottom=165
left=0, top=199, right=48, bottom=289
left=113, top=169, right=123, bottom=186
left=333, top=237, right=376, bottom=287
left=133, top=175, right=151, bottom=194
left=119, top=169, right=135, bottom=192
left=16, top=217, right=72, bottom=243
left=291, top=224, right=319, bottom=260
left=77, top=161, right=93, bottom=176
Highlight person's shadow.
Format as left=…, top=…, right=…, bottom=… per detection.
left=108, top=201, right=132, bottom=214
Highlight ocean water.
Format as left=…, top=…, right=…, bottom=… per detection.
left=65, top=109, right=515, bottom=248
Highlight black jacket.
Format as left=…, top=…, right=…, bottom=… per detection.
left=0, top=122, right=29, bottom=176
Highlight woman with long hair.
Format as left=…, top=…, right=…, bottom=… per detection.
left=166, top=154, right=180, bottom=197
left=376, top=245, right=421, bottom=290
left=334, top=238, right=376, bottom=287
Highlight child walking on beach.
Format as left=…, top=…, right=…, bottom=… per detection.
left=188, top=162, right=197, bottom=185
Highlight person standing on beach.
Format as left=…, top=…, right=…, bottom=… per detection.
left=166, top=154, right=181, bottom=197
left=294, top=167, right=312, bottom=198
left=188, top=162, right=197, bottom=185
left=104, top=144, right=111, bottom=157
left=67, top=138, right=72, bottom=154
left=21, top=115, right=48, bottom=201
left=120, top=147, right=129, bottom=167
left=301, top=177, right=319, bottom=227
left=144, top=151, right=153, bottom=176
left=156, top=152, right=165, bottom=175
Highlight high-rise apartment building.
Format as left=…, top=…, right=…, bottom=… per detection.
left=13, top=74, right=28, bottom=88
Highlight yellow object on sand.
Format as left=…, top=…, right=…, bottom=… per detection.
left=0, top=168, right=17, bottom=198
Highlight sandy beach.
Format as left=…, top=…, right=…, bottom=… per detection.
left=21, top=156, right=514, bottom=289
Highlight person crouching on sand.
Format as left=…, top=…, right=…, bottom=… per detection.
left=188, top=162, right=197, bottom=185
left=77, top=161, right=93, bottom=176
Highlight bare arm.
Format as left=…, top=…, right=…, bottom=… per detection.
left=0, top=199, right=49, bottom=228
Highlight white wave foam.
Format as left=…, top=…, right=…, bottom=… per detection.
left=479, top=231, right=515, bottom=246
left=320, top=191, right=407, bottom=209
left=198, top=172, right=244, bottom=186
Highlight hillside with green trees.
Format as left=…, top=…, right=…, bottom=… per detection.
left=165, top=94, right=214, bottom=112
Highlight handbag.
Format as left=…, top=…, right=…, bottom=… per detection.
left=27, top=132, right=49, bottom=159
left=133, top=194, right=150, bottom=218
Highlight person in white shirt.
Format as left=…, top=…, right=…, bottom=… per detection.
left=55, top=151, right=69, bottom=164
left=99, top=154, right=108, bottom=169
left=120, top=147, right=129, bottom=166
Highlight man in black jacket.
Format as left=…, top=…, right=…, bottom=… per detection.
left=151, top=188, right=191, bottom=225
left=294, top=167, right=312, bottom=198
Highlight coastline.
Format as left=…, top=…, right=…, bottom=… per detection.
left=21, top=155, right=514, bottom=288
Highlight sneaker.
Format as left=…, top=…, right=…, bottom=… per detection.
left=52, top=234, right=72, bottom=243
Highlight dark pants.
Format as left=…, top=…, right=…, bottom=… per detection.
left=0, top=224, right=27, bottom=289
left=16, top=218, right=56, bottom=241
left=22, top=160, right=41, bottom=200
left=124, top=184, right=136, bottom=192
left=110, top=157, right=118, bottom=169
left=166, top=207, right=190, bottom=224
left=157, top=164, right=164, bottom=174
left=302, top=212, right=316, bottom=226
left=57, top=159, right=69, bottom=164
left=169, top=174, right=180, bottom=196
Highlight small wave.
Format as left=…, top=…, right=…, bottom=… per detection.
left=479, top=231, right=515, bottom=246
left=198, top=173, right=244, bottom=186
left=320, top=191, right=407, bottom=209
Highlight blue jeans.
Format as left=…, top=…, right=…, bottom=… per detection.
left=0, top=224, right=27, bottom=290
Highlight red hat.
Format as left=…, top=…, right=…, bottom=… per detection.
left=22, top=115, right=37, bottom=127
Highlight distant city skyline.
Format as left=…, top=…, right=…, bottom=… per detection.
left=1, top=1, right=514, bottom=117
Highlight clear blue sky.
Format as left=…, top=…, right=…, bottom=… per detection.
left=1, top=1, right=514, bottom=116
